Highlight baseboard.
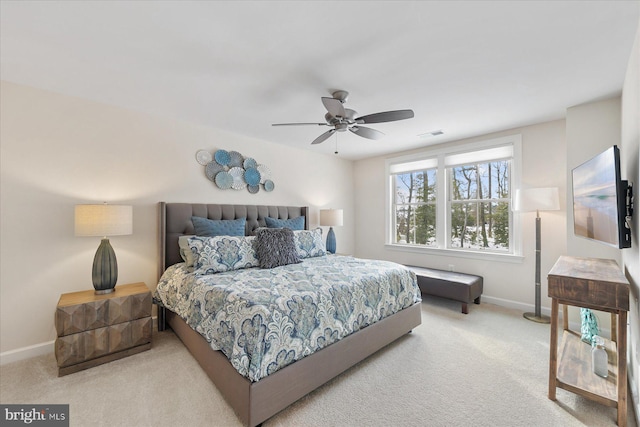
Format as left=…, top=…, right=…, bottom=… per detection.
left=482, top=295, right=549, bottom=315
left=0, top=340, right=54, bottom=365
left=481, top=295, right=611, bottom=335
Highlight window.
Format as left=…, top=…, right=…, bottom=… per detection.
left=394, top=168, right=437, bottom=246
left=387, top=135, right=521, bottom=257
left=448, top=160, right=510, bottom=251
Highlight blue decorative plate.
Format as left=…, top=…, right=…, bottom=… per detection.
left=243, top=158, right=257, bottom=169
left=263, top=180, right=275, bottom=192
left=228, top=151, right=244, bottom=168
left=215, top=171, right=233, bottom=189
left=214, top=149, right=231, bottom=166
left=248, top=185, right=260, bottom=194
left=244, top=167, right=261, bottom=186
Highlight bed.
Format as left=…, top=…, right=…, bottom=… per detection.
left=155, top=202, right=422, bottom=426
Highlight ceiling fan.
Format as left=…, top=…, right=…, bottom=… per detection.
left=272, top=90, right=414, bottom=145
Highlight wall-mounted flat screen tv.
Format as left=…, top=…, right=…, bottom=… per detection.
left=572, top=145, right=631, bottom=249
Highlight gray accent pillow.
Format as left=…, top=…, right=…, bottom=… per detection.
left=255, top=228, right=301, bottom=269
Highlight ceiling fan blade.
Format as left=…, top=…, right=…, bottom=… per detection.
left=355, top=109, right=414, bottom=124
left=311, top=129, right=335, bottom=145
left=272, top=122, right=328, bottom=126
left=322, top=97, right=346, bottom=118
left=349, top=126, right=384, bottom=140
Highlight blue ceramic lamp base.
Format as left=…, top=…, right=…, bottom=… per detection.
left=92, top=238, right=118, bottom=294
left=326, top=227, right=337, bottom=254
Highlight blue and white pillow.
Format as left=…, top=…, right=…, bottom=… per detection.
left=188, top=235, right=259, bottom=275
left=264, top=216, right=305, bottom=230
left=191, top=216, right=246, bottom=237
left=293, top=228, right=326, bottom=259
left=178, top=235, right=197, bottom=270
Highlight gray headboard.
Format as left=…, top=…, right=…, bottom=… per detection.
left=158, top=202, right=309, bottom=276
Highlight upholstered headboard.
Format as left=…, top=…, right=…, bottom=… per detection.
left=158, top=202, right=309, bottom=277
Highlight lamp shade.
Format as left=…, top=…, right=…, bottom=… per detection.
left=514, top=188, right=560, bottom=212
left=75, top=204, right=133, bottom=237
left=320, top=209, right=343, bottom=227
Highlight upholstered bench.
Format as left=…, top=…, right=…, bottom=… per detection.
left=406, top=265, right=483, bottom=314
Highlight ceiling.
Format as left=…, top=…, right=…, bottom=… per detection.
left=1, top=1, right=639, bottom=160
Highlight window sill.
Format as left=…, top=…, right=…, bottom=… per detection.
left=384, top=244, right=524, bottom=264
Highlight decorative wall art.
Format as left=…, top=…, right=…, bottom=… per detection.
left=196, top=149, right=274, bottom=193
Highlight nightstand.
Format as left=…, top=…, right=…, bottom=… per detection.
left=55, top=282, right=152, bottom=376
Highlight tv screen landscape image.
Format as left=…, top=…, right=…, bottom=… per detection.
left=572, top=145, right=630, bottom=249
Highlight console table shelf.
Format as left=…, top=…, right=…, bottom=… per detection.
left=547, top=256, right=629, bottom=426
left=556, top=330, right=618, bottom=406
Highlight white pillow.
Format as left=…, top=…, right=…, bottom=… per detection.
left=188, top=235, right=259, bottom=275
left=293, top=228, right=326, bottom=259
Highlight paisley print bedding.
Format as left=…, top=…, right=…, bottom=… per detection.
left=154, top=255, right=420, bottom=382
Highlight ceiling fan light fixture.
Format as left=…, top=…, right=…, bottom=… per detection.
left=418, top=129, right=444, bottom=138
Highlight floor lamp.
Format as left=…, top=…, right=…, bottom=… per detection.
left=514, top=188, right=560, bottom=323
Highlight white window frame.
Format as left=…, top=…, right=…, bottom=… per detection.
left=385, top=135, right=523, bottom=263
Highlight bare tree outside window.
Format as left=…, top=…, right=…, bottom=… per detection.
left=449, top=160, right=510, bottom=251
left=394, top=169, right=437, bottom=245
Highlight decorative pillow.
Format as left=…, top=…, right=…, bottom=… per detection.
left=178, top=235, right=197, bottom=269
left=191, top=216, right=246, bottom=237
left=251, top=226, right=269, bottom=236
left=255, top=228, right=301, bottom=268
left=293, top=228, right=326, bottom=259
left=264, top=216, right=305, bottom=230
left=188, top=235, right=259, bottom=275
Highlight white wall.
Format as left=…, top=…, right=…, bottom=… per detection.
left=620, top=18, right=640, bottom=421
left=566, top=97, right=623, bottom=261
left=354, top=119, right=567, bottom=312
left=0, top=81, right=355, bottom=360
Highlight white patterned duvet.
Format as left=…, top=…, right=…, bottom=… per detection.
left=154, top=255, right=420, bottom=382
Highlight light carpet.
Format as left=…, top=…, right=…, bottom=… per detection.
left=1, top=298, right=637, bottom=427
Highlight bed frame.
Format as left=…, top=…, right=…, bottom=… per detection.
left=156, top=202, right=422, bottom=426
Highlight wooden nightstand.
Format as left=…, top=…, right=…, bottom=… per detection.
left=55, top=282, right=152, bottom=376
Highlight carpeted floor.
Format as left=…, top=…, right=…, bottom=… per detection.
left=1, top=298, right=637, bottom=427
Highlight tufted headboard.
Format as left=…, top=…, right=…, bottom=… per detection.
left=158, top=202, right=309, bottom=277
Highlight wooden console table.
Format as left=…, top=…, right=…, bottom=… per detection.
left=547, top=256, right=629, bottom=426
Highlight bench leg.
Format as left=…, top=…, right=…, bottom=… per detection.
left=474, top=296, right=481, bottom=305
left=461, top=303, right=469, bottom=314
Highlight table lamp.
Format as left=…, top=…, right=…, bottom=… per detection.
left=514, top=187, right=560, bottom=323
left=320, top=209, right=343, bottom=254
left=75, top=203, right=133, bottom=294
